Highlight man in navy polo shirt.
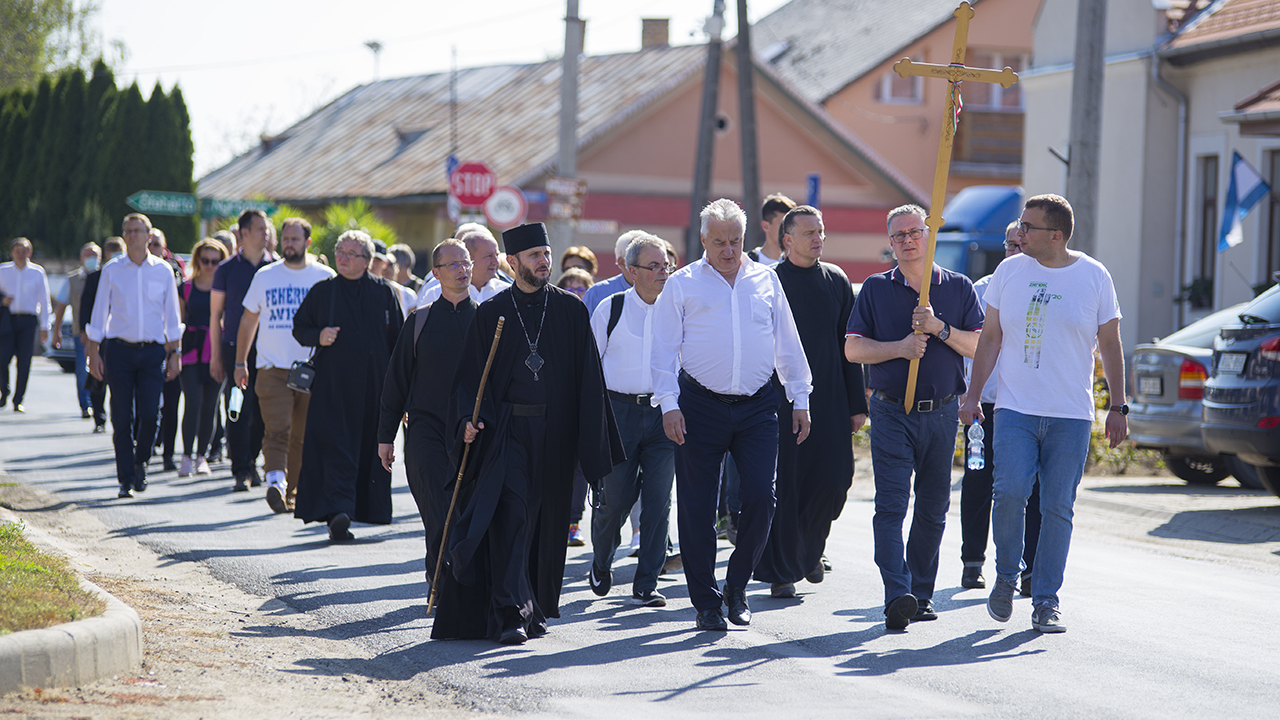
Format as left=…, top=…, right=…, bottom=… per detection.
left=845, top=203, right=983, bottom=631
left=210, top=209, right=273, bottom=491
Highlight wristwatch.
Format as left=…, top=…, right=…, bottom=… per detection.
left=936, top=321, right=951, bottom=342
left=1109, top=404, right=1129, bottom=416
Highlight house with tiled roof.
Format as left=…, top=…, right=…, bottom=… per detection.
left=1022, top=0, right=1280, bottom=353
left=754, top=0, right=1038, bottom=195
left=198, top=25, right=925, bottom=282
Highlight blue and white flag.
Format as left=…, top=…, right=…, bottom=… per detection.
left=1219, top=151, right=1271, bottom=252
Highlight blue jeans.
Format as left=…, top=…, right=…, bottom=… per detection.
left=868, top=394, right=957, bottom=605
left=74, top=336, right=91, bottom=410
left=590, top=399, right=674, bottom=594
left=991, top=409, right=1091, bottom=609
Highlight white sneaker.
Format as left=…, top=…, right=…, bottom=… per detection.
left=627, top=529, right=641, bottom=557
left=195, top=456, right=211, bottom=475
left=178, top=455, right=195, bottom=477
left=266, top=470, right=286, bottom=488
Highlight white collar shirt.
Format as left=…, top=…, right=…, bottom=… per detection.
left=416, top=275, right=511, bottom=309
left=0, top=262, right=52, bottom=329
left=590, top=287, right=657, bottom=395
left=651, top=255, right=812, bottom=414
left=86, top=254, right=184, bottom=344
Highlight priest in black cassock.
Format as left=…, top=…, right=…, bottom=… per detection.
left=377, top=238, right=478, bottom=584
left=292, top=230, right=404, bottom=541
left=755, top=206, right=868, bottom=598
left=433, top=222, right=623, bottom=645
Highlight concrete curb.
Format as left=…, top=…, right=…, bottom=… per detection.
left=0, top=510, right=142, bottom=695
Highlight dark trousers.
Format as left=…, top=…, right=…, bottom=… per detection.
left=88, top=371, right=108, bottom=426
left=105, top=339, right=166, bottom=487
left=0, top=314, right=37, bottom=405
left=591, top=399, right=675, bottom=594
left=158, top=376, right=181, bottom=460
left=868, top=393, right=957, bottom=605
left=180, top=364, right=221, bottom=457
left=961, top=402, right=1041, bottom=570
left=405, top=414, right=451, bottom=578
left=221, top=342, right=263, bottom=476
left=674, top=375, right=780, bottom=612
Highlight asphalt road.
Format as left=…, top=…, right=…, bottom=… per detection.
left=4, top=359, right=1280, bottom=718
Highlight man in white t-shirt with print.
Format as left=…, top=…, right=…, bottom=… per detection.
left=960, top=194, right=1128, bottom=635
left=235, top=218, right=336, bottom=514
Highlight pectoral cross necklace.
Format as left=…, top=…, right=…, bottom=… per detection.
left=512, top=290, right=548, bottom=380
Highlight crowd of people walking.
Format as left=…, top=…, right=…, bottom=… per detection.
left=2, top=189, right=1128, bottom=645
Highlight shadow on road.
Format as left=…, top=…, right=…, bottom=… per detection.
left=833, top=629, right=1045, bottom=676
left=1149, top=507, right=1280, bottom=544
left=1087, top=482, right=1266, bottom=498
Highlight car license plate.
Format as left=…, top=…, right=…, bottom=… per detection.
left=1138, top=376, right=1162, bottom=396
left=1218, top=352, right=1247, bottom=375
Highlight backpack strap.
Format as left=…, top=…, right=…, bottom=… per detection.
left=412, top=301, right=431, bottom=358
left=604, top=292, right=626, bottom=343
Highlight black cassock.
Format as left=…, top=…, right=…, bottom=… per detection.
left=754, top=259, right=868, bottom=585
left=377, top=297, right=477, bottom=575
left=432, top=284, right=623, bottom=640
left=292, top=273, right=403, bottom=526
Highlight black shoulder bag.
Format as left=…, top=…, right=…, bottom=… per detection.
left=286, top=279, right=336, bottom=393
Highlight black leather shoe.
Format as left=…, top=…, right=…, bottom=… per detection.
left=806, top=561, right=824, bottom=584
left=133, top=464, right=147, bottom=492
left=117, top=485, right=133, bottom=499
left=912, top=598, right=938, bottom=622
left=589, top=562, right=612, bottom=596
left=1020, top=571, right=1032, bottom=598
left=162, top=457, right=177, bottom=472
left=82, top=408, right=91, bottom=419
left=527, top=622, right=548, bottom=638
left=885, top=594, right=918, bottom=630
left=249, top=468, right=262, bottom=487
left=232, top=476, right=248, bottom=492
left=771, top=582, right=796, bottom=599
left=328, top=513, right=353, bottom=541
left=695, top=608, right=728, bottom=631
left=723, top=585, right=750, bottom=626
left=498, top=625, right=528, bottom=645
left=961, top=566, right=986, bottom=589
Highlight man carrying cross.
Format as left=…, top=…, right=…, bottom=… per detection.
left=845, top=204, right=982, bottom=630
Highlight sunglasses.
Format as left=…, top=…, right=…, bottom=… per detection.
left=199, top=256, right=221, bottom=266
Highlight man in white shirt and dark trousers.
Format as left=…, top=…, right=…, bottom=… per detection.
left=652, top=198, right=813, bottom=632
left=235, top=218, right=335, bottom=513
left=0, top=237, right=53, bottom=412
left=587, top=234, right=677, bottom=608
left=86, top=214, right=184, bottom=498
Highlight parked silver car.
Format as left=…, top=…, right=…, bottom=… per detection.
left=1129, top=303, right=1262, bottom=488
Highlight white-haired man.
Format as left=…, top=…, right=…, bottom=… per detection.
left=651, top=198, right=813, bottom=632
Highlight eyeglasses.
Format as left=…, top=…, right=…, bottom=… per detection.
left=1016, top=222, right=1059, bottom=235
left=335, top=249, right=368, bottom=261
left=434, top=260, right=473, bottom=271
left=889, top=228, right=925, bottom=244
left=199, top=256, right=221, bottom=266
left=632, top=262, right=675, bottom=274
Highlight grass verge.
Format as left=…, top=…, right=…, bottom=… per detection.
left=0, top=520, right=105, bottom=635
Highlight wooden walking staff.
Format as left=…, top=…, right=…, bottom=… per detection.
left=427, top=316, right=505, bottom=616
left=892, top=1, right=1018, bottom=413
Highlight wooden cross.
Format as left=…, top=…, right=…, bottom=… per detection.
left=892, top=1, right=1018, bottom=413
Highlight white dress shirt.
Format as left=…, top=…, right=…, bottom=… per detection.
left=416, top=275, right=511, bottom=308
left=651, top=256, right=812, bottom=414
left=86, top=254, right=183, bottom=345
left=590, top=287, right=656, bottom=395
left=0, top=262, right=52, bottom=329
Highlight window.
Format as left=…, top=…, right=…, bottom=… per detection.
left=875, top=56, right=922, bottom=104
left=1195, top=154, right=1219, bottom=306
left=963, top=51, right=1027, bottom=110
left=1268, top=150, right=1280, bottom=283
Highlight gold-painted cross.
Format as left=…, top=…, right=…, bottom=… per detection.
left=892, top=1, right=1018, bottom=413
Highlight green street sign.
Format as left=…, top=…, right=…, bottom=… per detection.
left=127, top=190, right=276, bottom=219
left=127, top=190, right=197, bottom=216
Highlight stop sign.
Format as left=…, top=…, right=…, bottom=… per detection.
left=450, top=161, right=496, bottom=207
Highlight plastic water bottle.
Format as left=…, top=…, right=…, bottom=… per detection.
left=229, top=386, right=244, bottom=422
left=966, top=423, right=985, bottom=470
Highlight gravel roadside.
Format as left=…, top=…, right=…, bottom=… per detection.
left=0, top=482, right=473, bottom=720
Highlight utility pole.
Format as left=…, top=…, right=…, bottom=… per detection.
left=551, top=0, right=584, bottom=274
left=736, top=0, right=761, bottom=251
left=365, top=40, right=383, bottom=81
left=1066, top=0, right=1106, bottom=256
left=688, top=0, right=726, bottom=262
